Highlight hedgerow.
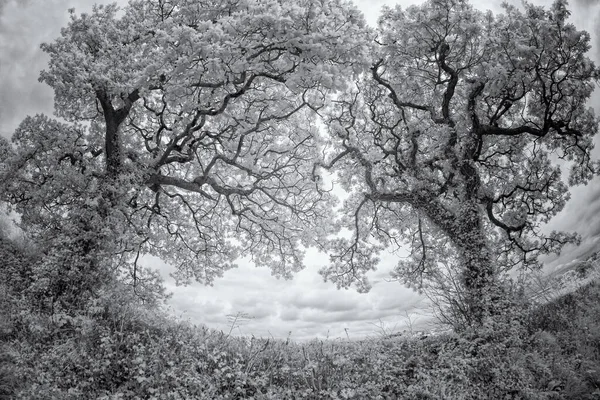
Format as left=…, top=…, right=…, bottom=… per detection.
left=2, top=236, right=600, bottom=399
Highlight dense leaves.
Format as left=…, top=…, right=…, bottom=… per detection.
left=0, top=0, right=369, bottom=298
left=314, top=0, right=599, bottom=323
left=1, top=0, right=598, bottom=320
left=2, top=242, right=600, bottom=399
left=2, top=0, right=600, bottom=397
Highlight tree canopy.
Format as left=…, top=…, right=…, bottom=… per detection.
left=315, top=0, right=598, bottom=322
left=1, top=0, right=368, bottom=301
left=1, top=0, right=598, bottom=323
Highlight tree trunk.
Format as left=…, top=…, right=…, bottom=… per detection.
left=415, top=159, right=495, bottom=325
left=455, top=201, right=495, bottom=325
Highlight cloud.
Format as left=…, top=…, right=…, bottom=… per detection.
left=0, top=0, right=125, bottom=139
left=540, top=176, right=600, bottom=271
left=279, top=308, right=300, bottom=322
left=0, top=1, right=54, bottom=138
left=0, top=0, right=26, bottom=14
left=573, top=0, right=600, bottom=8
left=143, top=247, right=429, bottom=341
left=548, top=179, right=600, bottom=237
left=569, top=0, right=600, bottom=61
left=230, top=298, right=277, bottom=321
left=285, top=290, right=365, bottom=313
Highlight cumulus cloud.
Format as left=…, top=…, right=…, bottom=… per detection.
left=540, top=177, right=600, bottom=271
left=570, top=0, right=600, bottom=65
left=279, top=308, right=301, bottom=322
left=146, top=247, right=428, bottom=341
left=286, top=290, right=364, bottom=313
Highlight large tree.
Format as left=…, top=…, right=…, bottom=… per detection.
left=0, top=0, right=368, bottom=306
left=315, top=0, right=599, bottom=324
left=2, top=0, right=597, bottom=324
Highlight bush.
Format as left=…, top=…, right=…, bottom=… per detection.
left=3, top=234, right=600, bottom=399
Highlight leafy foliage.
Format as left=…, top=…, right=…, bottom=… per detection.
left=313, top=0, right=599, bottom=323
left=1, top=0, right=598, bottom=326
left=0, top=0, right=369, bottom=297
left=2, top=0, right=600, bottom=397
left=3, top=237, right=600, bottom=399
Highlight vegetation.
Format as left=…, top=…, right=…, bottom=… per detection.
left=2, top=235, right=600, bottom=399
left=316, top=0, right=598, bottom=323
left=1, top=0, right=598, bottom=323
left=1, top=0, right=600, bottom=397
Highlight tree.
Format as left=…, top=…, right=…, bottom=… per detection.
left=315, top=0, right=599, bottom=325
left=0, top=0, right=369, bottom=308
left=2, top=0, right=597, bottom=326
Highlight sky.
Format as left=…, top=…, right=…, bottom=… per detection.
left=1, top=0, right=599, bottom=341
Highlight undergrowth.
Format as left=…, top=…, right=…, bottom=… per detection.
left=2, top=237, right=600, bottom=399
